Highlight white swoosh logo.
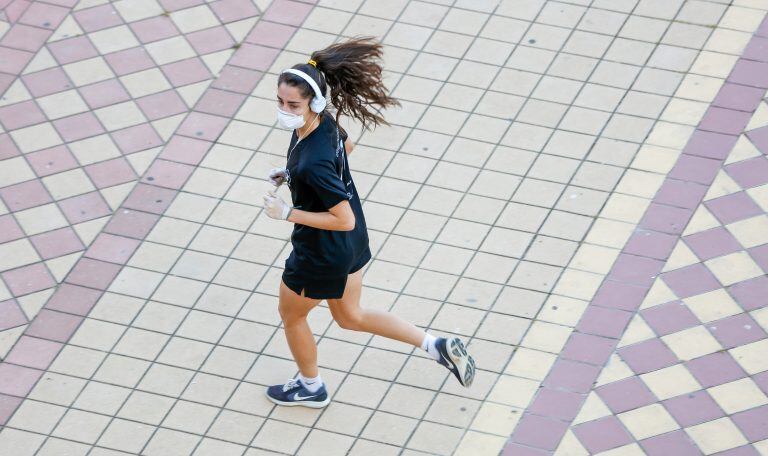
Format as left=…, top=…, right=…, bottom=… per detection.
left=440, top=351, right=454, bottom=368
left=293, top=392, right=317, bottom=401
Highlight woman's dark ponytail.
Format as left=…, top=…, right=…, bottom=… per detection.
left=278, top=37, right=400, bottom=132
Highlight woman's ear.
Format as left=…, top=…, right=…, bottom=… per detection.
left=303, top=100, right=319, bottom=121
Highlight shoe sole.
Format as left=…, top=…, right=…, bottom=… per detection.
left=447, top=337, right=476, bottom=388
left=265, top=391, right=331, bottom=408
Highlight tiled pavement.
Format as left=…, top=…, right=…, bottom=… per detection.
left=1, top=0, right=767, bottom=455
left=512, top=15, right=768, bottom=456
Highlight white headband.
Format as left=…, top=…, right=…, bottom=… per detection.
left=281, top=68, right=326, bottom=112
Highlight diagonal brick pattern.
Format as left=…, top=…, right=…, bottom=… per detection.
left=1, top=0, right=768, bottom=455
left=560, top=96, right=768, bottom=454
left=524, top=13, right=768, bottom=456
left=0, top=0, right=264, bottom=356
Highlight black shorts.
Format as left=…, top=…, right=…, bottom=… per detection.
left=282, top=249, right=371, bottom=299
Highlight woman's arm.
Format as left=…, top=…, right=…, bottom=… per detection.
left=344, top=137, right=355, bottom=156
left=288, top=199, right=355, bottom=231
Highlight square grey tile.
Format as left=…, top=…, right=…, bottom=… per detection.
left=507, top=261, right=562, bottom=292
left=361, top=411, right=419, bottom=447
left=538, top=209, right=593, bottom=241
left=578, top=8, right=626, bottom=34
left=493, top=286, right=547, bottom=318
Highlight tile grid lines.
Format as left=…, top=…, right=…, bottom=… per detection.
left=0, top=84, right=722, bottom=215
left=208, top=3, right=729, bottom=285
left=0, top=0, right=72, bottom=47
left=323, top=0, right=759, bottom=52
left=268, top=17, right=729, bottom=143
left=0, top=0, right=712, bottom=442
left=0, top=0, right=310, bottom=429
left=245, top=0, right=543, bottom=452
left=0, top=4, right=752, bottom=456
left=308, top=0, right=648, bottom=449
left=324, top=0, right=704, bottom=450
left=116, top=4, right=309, bottom=450
left=0, top=89, right=715, bottom=322
left=0, top=3, right=104, bottom=110
left=0, top=0, right=520, bottom=452
left=240, top=1, right=483, bottom=450
left=0, top=0, right=278, bottom=311
left=599, top=133, right=768, bottom=442
left=0, top=0, right=756, bottom=452
left=590, top=39, right=768, bottom=453
left=0, top=0, right=732, bottom=384
left=506, top=10, right=768, bottom=455
left=232, top=6, right=753, bottom=222
left=363, top=0, right=647, bottom=449
left=0, top=0, right=300, bottom=338
left=1, top=4, right=234, bottom=185
left=194, top=0, right=732, bottom=292
left=305, top=0, right=761, bottom=92
left=1, top=0, right=516, bottom=452
left=0, top=167, right=625, bottom=451
left=0, top=0, right=492, bottom=388
left=1, top=0, right=632, bottom=452
left=495, top=0, right=708, bottom=451
left=137, top=1, right=402, bottom=454
left=2, top=238, right=583, bottom=375
left=0, top=0, right=243, bottom=330
left=297, top=0, right=539, bottom=453
left=384, top=0, right=604, bottom=451
left=5, top=12, right=234, bottom=129
left=0, top=1, right=59, bottom=70
left=2, top=291, right=535, bottom=447
left=0, top=9, right=736, bottom=161
left=0, top=74, right=157, bottom=305
left=0, top=0, right=300, bottom=448
left=218, top=69, right=724, bottom=226
left=0, top=158, right=680, bottom=360
left=0, top=0, right=60, bottom=25
left=507, top=0, right=748, bottom=454
left=16, top=0, right=450, bottom=420
left=0, top=0, right=748, bottom=124
left=0, top=0, right=755, bottom=135
left=0, top=17, right=270, bottom=394
left=0, top=5, right=245, bottom=158
left=60, top=22, right=285, bottom=455
left=0, top=0, right=85, bottom=336
left=1, top=267, right=568, bottom=447
left=246, top=0, right=744, bottom=438
left=0, top=0, right=749, bottom=298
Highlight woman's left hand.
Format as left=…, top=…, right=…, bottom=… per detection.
left=263, top=191, right=292, bottom=220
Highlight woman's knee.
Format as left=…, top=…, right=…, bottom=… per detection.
left=279, top=302, right=308, bottom=326
left=335, top=310, right=364, bottom=331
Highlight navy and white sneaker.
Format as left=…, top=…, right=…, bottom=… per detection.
left=266, top=378, right=330, bottom=408
left=436, top=337, right=476, bottom=387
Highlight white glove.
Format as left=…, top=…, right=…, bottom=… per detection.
left=268, top=167, right=288, bottom=187
left=262, top=191, right=292, bottom=220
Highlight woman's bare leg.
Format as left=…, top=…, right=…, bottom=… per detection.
left=279, top=281, right=322, bottom=377
left=327, top=270, right=425, bottom=347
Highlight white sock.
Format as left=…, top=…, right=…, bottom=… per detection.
left=421, top=334, right=441, bottom=361
left=298, top=373, right=323, bottom=393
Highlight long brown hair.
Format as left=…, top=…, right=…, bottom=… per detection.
left=277, top=36, right=400, bottom=132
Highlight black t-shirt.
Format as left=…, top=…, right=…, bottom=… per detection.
left=284, top=113, right=369, bottom=277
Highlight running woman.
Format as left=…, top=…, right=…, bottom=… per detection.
left=262, top=37, right=476, bottom=408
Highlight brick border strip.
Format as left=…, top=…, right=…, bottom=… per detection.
left=0, top=0, right=79, bottom=93
left=0, top=0, right=318, bottom=425
left=0, top=0, right=266, bottom=326
left=0, top=0, right=84, bottom=324
left=505, top=12, right=768, bottom=455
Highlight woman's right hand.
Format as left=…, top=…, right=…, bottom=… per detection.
left=268, top=167, right=288, bottom=186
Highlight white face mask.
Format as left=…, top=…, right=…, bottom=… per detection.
left=277, top=107, right=307, bottom=130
